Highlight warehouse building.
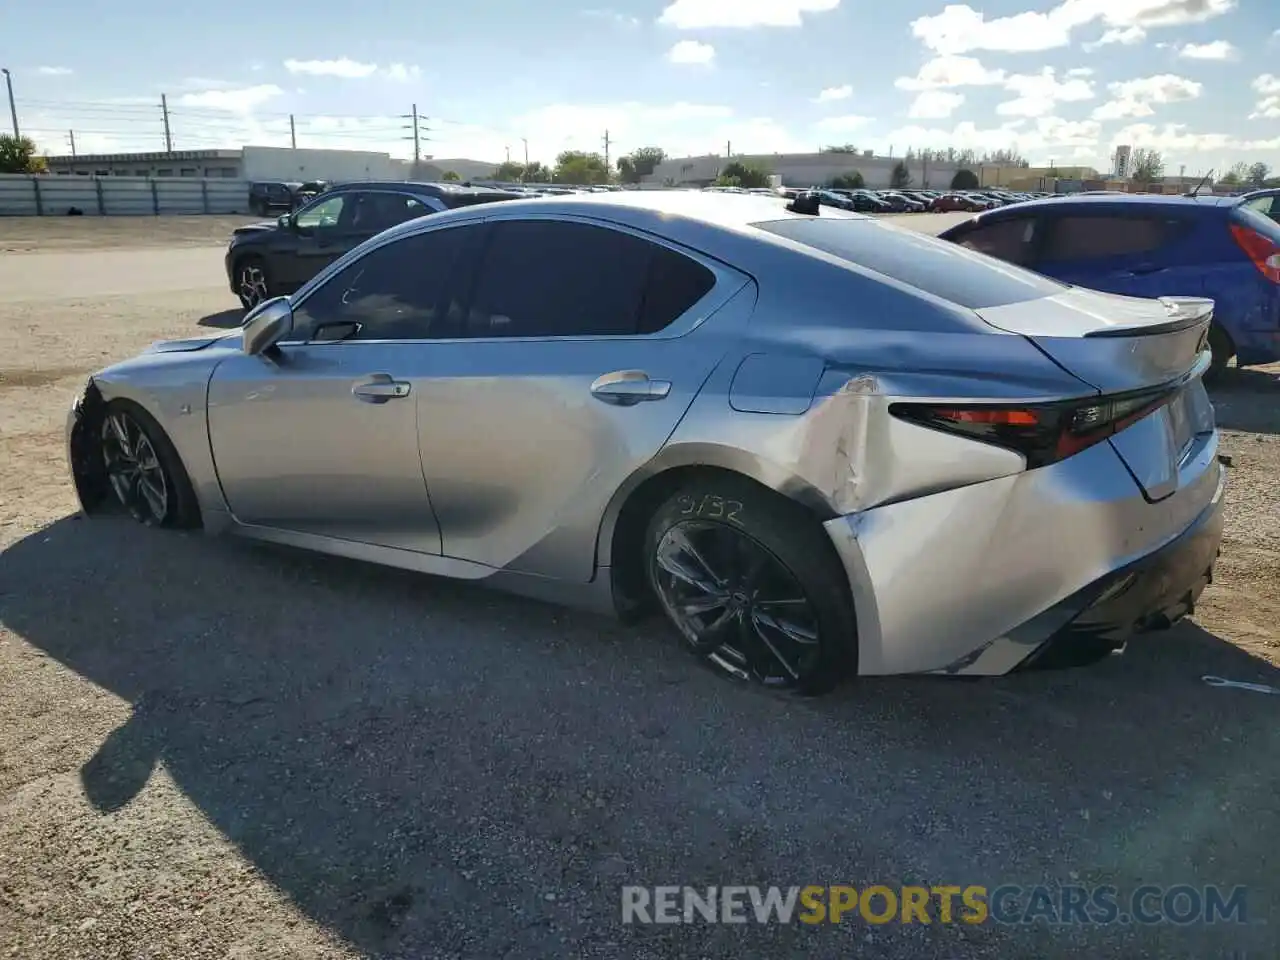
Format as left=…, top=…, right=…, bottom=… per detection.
left=42, top=146, right=498, bottom=183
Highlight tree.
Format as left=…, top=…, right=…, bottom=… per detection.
left=553, top=150, right=611, bottom=184
left=492, top=160, right=525, bottom=181
left=1225, top=161, right=1250, bottom=185
left=821, top=144, right=859, bottom=154
left=950, top=168, right=980, bottom=190
left=889, top=160, right=911, bottom=189
left=441, top=170, right=461, bottom=181
left=616, top=146, right=666, bottom=184
left=0, top=135, right=46, bottom=174
left=1130, top=148, right=1164, bottom=184
left=714, top=174, right=743, bottom=188
left=828, top=171, right=865, bottom=189
left=718, top=160, right=772, bottom=189
left=1248, top=162, right=1271, bottom=188
left=523, top=160, right=551, bottom=183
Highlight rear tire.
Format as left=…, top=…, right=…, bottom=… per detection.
left=1205, top=324, right=1233, bottom=382
left=645, top=477, right=857, bottom=695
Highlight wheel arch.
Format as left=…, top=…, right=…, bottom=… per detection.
left=597, top=443, right=841, bottom=620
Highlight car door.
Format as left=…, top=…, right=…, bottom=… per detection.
left=206, top=227, right=476, bottom=553
left=1032, top=210, right=1197, bottom=299
left=412, top=215, right=752, bottom=581
left=280, top=191, right=352, bottom=287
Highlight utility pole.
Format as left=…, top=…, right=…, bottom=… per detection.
left=726, top=140, right=731, bottom=158
left=505, top=144, right=510, bottom=163
left=522, top=137, right=529, bottom=177
left=2, top=68, right=19, bottom=138
left=161, top=94, right=172, bottom=152
left=289, top=114, right=297, bottom=149
left=401, top=104, right=428, bottom=171
left=602, top=129, right=611, bottom=178
left=67, top=129, right=76, bottom=157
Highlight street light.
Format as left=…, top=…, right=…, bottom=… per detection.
left=1, top=68, right=19, bottom=139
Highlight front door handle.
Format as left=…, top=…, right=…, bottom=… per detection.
left=353, top=373, right=411, bottom=404
left=590, top=370, right=671, bottom=406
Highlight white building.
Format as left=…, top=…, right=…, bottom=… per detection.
left=645, top=151, right=1024, bottom=190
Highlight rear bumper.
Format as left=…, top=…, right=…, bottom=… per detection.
left=1014, top=471, right=1224, bottom=670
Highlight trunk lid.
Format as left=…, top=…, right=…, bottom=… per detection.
left=976, top=288, right=1215, bottom=501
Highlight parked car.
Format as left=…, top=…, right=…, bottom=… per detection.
left=69, top=192, right=1224, bottom=694
left=225, top=180, right=524, bottom=309
left=937, top=193, right=1280, bottom=372
left=1237, top=188, right=1280, bottom=225
left=247, top=181, right=303, bottom=216
left=837, top=190, right=893, bottom=213
left=877, top=191, right=927, bottom=212
left=930, top=193, right=989, bottom=212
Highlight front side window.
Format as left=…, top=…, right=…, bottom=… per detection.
left=292, top=226, right=481, bottom=341
left=952, top=217, right=1038, bottom=265
left=295, top=194, right=346, bottom=231
left=464, top=220, right=685, bottom=338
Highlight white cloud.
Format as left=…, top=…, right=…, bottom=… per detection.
left=998, top=68, right=1095, bottom=118
left=283, top=57, right=378, bottom=78
left=896, top=55, right=1005, bottom=90
left=908, top=91, right=966, bottom=119
left=910, top=0, right=1234, bottom=56
left=1178, top=40, right=1236, bottom=60
left=1109, top=122, right=1280, bottom=154
left=1252, top=74, right=1280, bottom=119
left=1067, top=67, right=1095, bottom=77
left=667, top=40, right=716, bottom=64
left=814, top=84, right=853, bottom=102
left=657, top=0, right=839, bottom=29
left=1083, top=26, right=1146, bottom=50
left=176, top=84, right=284, bottom=113
left=36, top=66, right=73, bottom=76
left=813, top=114, right=873, bottom=132
left=582, top=8, right=641, bottom=26
left=1091, top=73, right=1202, bottom=121
left=384, top=63, right=422, bottom=82
left=884, top=115, right=1104, bottom=155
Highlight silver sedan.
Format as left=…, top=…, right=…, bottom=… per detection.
left=67, top=191, right=1226, bottom=693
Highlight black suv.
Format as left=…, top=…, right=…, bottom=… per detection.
left=247, top=181, right=303, bottom=216
left=226, top=181, right=524, bottom=309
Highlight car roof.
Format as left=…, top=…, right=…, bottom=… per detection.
left=328, top=180, right=520, bottom=198
left=970, top=193, right=1236, bottom=217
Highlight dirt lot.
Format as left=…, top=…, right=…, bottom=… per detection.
left=1, top=215, right=1278, bottom=959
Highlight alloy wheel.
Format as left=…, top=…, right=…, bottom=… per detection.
left=238, top=264, right=268, bottom=308
left=101, top=411, right=169, bottom=525
left=652, top=520, right=821, bottom=688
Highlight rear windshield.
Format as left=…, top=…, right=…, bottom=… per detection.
left=753, top=217, right=1067, bottom=309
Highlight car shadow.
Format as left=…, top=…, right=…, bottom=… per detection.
left=1209, top=365, right=1280, bottom=435
left=197, top=308, right=245, bottom=329
left=1, top=516, right=1277, bottom=958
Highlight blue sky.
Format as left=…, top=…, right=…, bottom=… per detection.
left=3, top=0, right=1279, bottom=173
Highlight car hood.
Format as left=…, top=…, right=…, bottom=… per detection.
left=232, top=220, right=280, bottom=237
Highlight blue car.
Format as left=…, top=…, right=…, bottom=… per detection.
left=938, top=193, right=1280, bottom=373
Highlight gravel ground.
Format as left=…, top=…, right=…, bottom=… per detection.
left=0, top=214, right=1277, bottom=959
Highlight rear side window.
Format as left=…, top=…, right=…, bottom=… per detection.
left=1040, top=214, right=1188, bottom=262
left=753, top=217, right=1065, bottom=309
left=465, top=220, right=715, bottom=337
left=951, top=216, right=1037, bottom=265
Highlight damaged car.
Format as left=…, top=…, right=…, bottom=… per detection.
left=70, top=191, right=1226, bottom=693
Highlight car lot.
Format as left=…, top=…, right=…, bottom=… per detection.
left=1, top=212, right=1277, bottom=959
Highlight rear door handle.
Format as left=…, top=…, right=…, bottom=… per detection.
left=353, top=373, right=411, bottom=404
left=590, top=370, right=672, bottom=406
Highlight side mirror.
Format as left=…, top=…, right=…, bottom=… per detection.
left=242, top=297, right=294, bottom=356
left=277, top=213, right=292, bottom=229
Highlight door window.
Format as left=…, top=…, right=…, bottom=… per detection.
left=951, top=217, right=1037, bottom=265
left=292, top=226, right=481, bottom=341
left=1040, top=215, right=1183, bottom=262
left=347, top=192, right=423, bottom=232
left=463, top=220, right=714, bottom=338
left=295, top=194, right=346, bottom=231
left=1244, top=195, right=1279, bottom=223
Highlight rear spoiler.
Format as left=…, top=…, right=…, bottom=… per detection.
left=1083, top=296, right=1214, bottom=339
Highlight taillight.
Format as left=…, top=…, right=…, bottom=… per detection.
left=1229, top=223, right=1280, bottom=284
left=891, top=387, right=1178, bottom=468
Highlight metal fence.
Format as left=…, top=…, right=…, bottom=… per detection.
left=0, top=174, right=251, bottom=216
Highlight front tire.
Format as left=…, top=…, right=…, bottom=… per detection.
left=100, top=401, right=200, bottom=529
left=645, top=477, right=857, bottom=695
left=235, top=255, right=271, bottom=310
